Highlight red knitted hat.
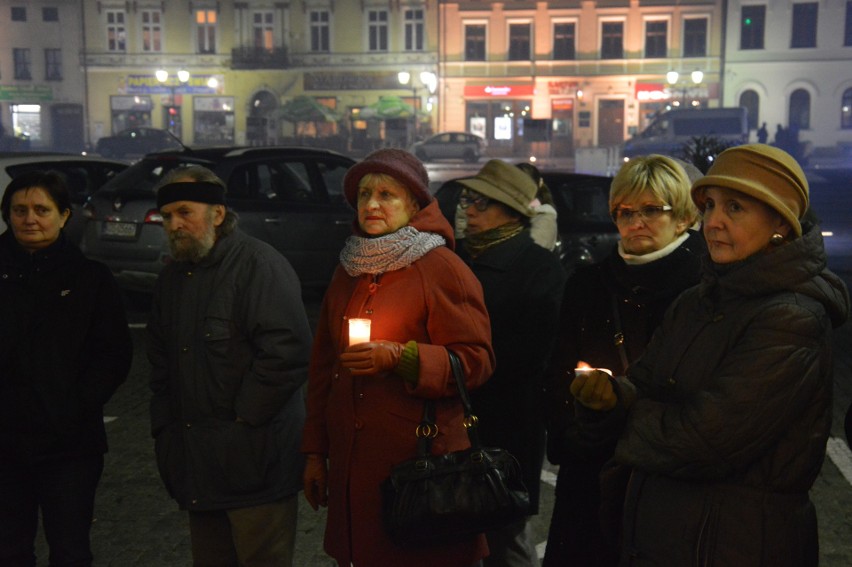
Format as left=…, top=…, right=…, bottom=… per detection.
left=344, top=148, right=432, bottom=208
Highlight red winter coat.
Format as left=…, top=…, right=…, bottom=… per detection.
left=301, top=200, right=495, bottom=566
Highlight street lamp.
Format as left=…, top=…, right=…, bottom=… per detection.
left=666, top=69, right=704, bottom=108
left=398, top=70, right=437, bottom=144
left=156, top=68, right=190, bottom=138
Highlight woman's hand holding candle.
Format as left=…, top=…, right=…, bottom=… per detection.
left=341, top=340, right=404, bottom=375
left=571, top=361, right=617, bottom=411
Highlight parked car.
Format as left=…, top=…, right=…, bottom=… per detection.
left=410, top=132, right=484, bottom=163
left=434, top=170, right=618, bottom=274
left=81, top=146, right=356, bottom=293
left=0, top=152, right=128, bottom=244
left=95, top=127, right=184, bottom=159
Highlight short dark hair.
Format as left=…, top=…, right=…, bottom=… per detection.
left=1, top=170, right=72, bottom=225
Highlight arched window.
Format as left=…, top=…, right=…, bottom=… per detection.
left=789, top=89, right=810, bottom=130
left=739, top=90, right=759, bottom=131
left=842, top=88, right=852, bottom=130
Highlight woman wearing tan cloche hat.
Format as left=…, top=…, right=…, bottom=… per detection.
left=569, top=144, right=850, bottom=565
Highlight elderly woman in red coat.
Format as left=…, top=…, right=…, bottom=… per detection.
left=301, top=148, right=495, bottom=567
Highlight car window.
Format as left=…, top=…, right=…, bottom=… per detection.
left=316, top=158, right=351, bottom=205
left=546, top=175, right=613, bottom=226
left=229, top=160, right=315, bottom=203
left=6, top=161, right=126, bottom=202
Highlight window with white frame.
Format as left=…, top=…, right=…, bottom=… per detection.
left=404, top=8, right=424, bottom=51
left=13, top=48, right=31, bottom=80
left=310, top=10, right=330, bottom=52
left=644, top=19, right=668, bottom=58
left=106, top=10, right=126, bottom=52
left=508, top=22, right=531, bottom=61
left=465, top=23, right=486, bottom=61
left=141, top=10, right=162, bottom=52
left=553, top=21, right=576, bottom=60
left=368, top=9, right=389, bottom=52
left=45, top=48, right=62, bottom=81
left=195, top=9, right=217, bottom=54
left=253, top=11, right=274, bottom=50
left=600, top=20, right=624, bottom=59
left=683, top=17, right=708, bottom=57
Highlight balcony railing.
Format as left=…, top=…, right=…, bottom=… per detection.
left=231, top=46, right=290, bottom=69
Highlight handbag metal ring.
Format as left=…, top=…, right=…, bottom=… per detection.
left=463, top=415, right=479, bottom=429
left=416, top=423, right=439, bottom=438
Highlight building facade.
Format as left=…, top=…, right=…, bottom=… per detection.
left=0, top=0, right=87, bottom=151
left=722, top=0, right=852, bottom=152
left=81, top=0, right=438, bottom=154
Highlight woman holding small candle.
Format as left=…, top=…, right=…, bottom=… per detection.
left=571, top=144, right=849, bottom=566
left=300, top=148, right=495, bottom=567
left=543, top=155, right=704, bottom=567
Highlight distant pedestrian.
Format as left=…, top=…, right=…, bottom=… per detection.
left=774, top=123, right=787, bottom=148
left=757, top=122, right=769, bottom=144
left=148, top=165, right=313, bottom=566
left=0, top=171, right=132, bottom=566
left=572, top=144, right=849, bottom=566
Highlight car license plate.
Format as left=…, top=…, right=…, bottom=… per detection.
left=102, top=221, right=136, bottom=238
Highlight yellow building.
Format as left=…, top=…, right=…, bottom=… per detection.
left=82, top=0, right=439, bottom=153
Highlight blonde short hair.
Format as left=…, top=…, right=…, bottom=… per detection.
left=609, top=155, right=699, bottom=226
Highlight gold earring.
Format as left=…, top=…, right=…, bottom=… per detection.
left=770, top=233, right=785, bottom=246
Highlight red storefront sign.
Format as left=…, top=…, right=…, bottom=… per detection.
left=464, top=85, right=536, bottom=97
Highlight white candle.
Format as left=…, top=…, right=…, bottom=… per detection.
left=574, top=367, right=613, bottom=377
left=348, top=318, right=371, bottom=346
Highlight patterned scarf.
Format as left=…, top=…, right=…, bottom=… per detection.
left=339, top=226, right=446, bottom=276
left=463, top=221, right=524, bottom=258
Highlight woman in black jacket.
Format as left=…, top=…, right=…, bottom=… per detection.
left=544, top=155, right=704, bottom=567
left=0, top=171, right=132, bottom=566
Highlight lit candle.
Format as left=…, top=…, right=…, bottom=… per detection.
left=574, top=362, right=613, bottom=378
left=348, top=318, right=371, bottom=346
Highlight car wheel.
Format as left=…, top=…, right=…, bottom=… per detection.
left=464, top=149, right=478, bottom=163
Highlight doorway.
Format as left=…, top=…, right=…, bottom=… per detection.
left=597, top=99, right=625, bottom=147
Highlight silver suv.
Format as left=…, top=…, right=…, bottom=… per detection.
left=81, top=146, right=356, bottom=293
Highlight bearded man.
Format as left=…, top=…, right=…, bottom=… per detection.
left=147, top=166, right=313, bottom=566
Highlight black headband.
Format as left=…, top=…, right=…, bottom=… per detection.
left=156, top=182, right=227, bottom=209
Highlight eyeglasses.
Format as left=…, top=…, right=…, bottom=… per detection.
left=458, top=191, right=491, bottom=212
left=611, top=205, right=673, bottom=225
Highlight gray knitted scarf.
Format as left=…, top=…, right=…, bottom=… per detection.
left=339, top=226, right=446, bottom=277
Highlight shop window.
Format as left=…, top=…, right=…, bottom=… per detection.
left=683, top=18, right=707, bottom=57
left=739, top=90, right=759, bottom=131
left=196, top=9, right=217, bottom=54
left=740, top=5, right=765, bottom=50
left=791, top=3, right=818, bottom=48
left=45, top=49, right=62, bottom=81
left=601, top=21, right=624, bottom=59
left=142, top=10, right=162, bottom=52
left=310, top=10, right=330, bottom=52
left=841, top=88, right=852, bottom=129
left=404, top=9, right=424, bottom=51
left=645, top=20, right=667, bottom=58
left=368, top=9, right=389, bottom=52
left=508, top=23, right=531, bottom=61
left=465, top=24, right=486, bottom=61
left=13, top=48, right=31, bottom=80
left=553, top=22, right=575, bottom=60
left=106, top=10, right=126, bottom=52
left=789, top=89, right=811, bottom=130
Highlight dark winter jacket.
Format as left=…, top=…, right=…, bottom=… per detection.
left=0, top=231, right=132, bottom=460
left=148, top=229, right=313, bottom=511
left=459, top=230, right=567, bottom=514
left=546, top=230, right=706, bottom=466
left=586, top=223, right=850, bottom=566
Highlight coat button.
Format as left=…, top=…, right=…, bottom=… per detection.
left=185, top=423, right=192, bottom=428
left=333, top=373, right=339, bottom=381
left=191, top=499, right=198, bottom=505
left=354, top=418, right=364, bottom=430
left=181, top=346, right=189, bottom=353
left=358, top=393, right=365, bottom=399
left=667, top=378, right=676, bottom=386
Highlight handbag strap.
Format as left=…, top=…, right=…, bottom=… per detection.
left=415, top=349, right=483, bottom=456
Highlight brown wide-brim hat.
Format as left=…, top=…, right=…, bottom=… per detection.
left=691, top=143, right=809, bottom=236
left=343, top=148, right=431, bottom=208
left=456, top=159, right=537, bottom=217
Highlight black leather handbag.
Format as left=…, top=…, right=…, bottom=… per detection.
left=380, top=350, right=530, bottom=546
